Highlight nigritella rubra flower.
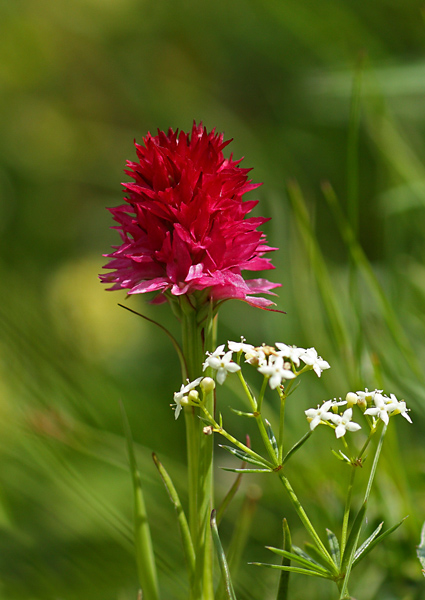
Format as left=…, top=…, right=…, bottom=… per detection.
left=100, top=122, right=280, bottom=308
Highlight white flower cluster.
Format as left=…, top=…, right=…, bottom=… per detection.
left=305, top=400, right=361, bottom=438
left=172, top=339, right=331, bottom=419
left=354, top=388, right=412, bottom=425
left=203, top=338, right=330, bottom=389
left=305, top=388, right=412, bottom=438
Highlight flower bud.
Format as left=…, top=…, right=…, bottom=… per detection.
left=200, top=377, right=215, bottom=393
left=203, top=425, right=213, bottom=436
left=188, top=389, right=199, bottom=402
left=345, top=392, right=358, bottom=408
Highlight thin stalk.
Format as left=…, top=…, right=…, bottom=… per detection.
left=278, top=390, right=286, bottom=463
left=338, top=425, right=387, bottom=599
left=340, top=467, right=356, bottom=560
left=236, top=371, right=257, bottom=412
left=200, top=406, right=274, bottom=469
left=256, top=377, right=268, bottom=413
left=277, top=473, right=337, bottom=574
left=256, top=414, right=280, bottom=467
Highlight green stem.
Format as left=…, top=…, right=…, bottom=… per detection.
left=256, top=376, right=268, bottom=413
left=237, top=370, right=257, bottom=412
left=277, top=473, right=337, bottom=574
left=340, top=466, right=356, bottom=560
left=180, top=298, right=215, bottom=600
left=338, top=424, right=387, bottom=599
left=200, top=406, right=274, bottom=469
left=256, top=414, right=280, bottom=466
left=278, top=390, right=286, bottom=464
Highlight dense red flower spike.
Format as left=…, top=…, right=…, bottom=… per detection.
left=100, top=122, right=280, bottom=308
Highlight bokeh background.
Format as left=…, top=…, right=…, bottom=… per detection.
left=1, top=0, right=425, bottom=598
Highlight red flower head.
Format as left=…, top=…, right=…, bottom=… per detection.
left=100, top=122, right=280, bottom=308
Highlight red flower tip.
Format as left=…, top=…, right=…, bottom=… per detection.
left=100, top=122, right=280, bottom=307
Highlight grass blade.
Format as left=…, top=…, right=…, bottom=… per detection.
left=120, top=402, right=160, bottom=600
left=152, top=453, right=195, bottom=582
left=211, top=510, right=237, bottom=600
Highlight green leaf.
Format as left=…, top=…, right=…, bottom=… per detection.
left=303, top=543, right=339, bottom=575
left=219, top=445, right=270, bottom=467
left=282, top=431, right=313, bottom=466
left=417, top=521, right=425, bottom=576
left=211, top=510, right=237, bottom=600
left=353, top=517, right=408, bottom=568
left=276, top=519, right=291, bottom=600
left=220, top=467, right=273, bottom=474
left=267, top=547, right=331, bottom=575
left=326, top=529, right=341, bottom=567
left=152, top=453, right=195, bottom=582
left=265, top=419, right=278, bottom=458
left=216, top=489, right=261, bottom=600
left=120, top=402, right=160, bottom=600
left=341, top=501, right=367, bottom=570
left=118, top=304, right=186, bottom=378
left=229, top=407, right=255, bottom=418
left=249, top=562, right=332, bottom=579
left=352, top=522, right=383, bottom=564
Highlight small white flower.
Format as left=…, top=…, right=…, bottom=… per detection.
left=203, top=350, right=241, bottom=385
left=364, top=392, right=395, bottom=426
left=245, top=347, right=267, bottom=367
left=330, top=408, right=361, bottom=438
left=355, top=388, right=382, bottom=406
left=173, top=377, right=203, bottom=419
left=299, top=347, right=330, bottom=377
left=228, top=338, right=254, bottom=354
left=305, top=399, right=334, bottom=430
left=387, top=393, right=412, bottom=424
left=258, top=355, right=296, bottom=389
left=275, top=343, right=305, bottom=367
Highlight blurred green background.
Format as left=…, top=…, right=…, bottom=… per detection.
left=1, top=0, right=425, bottom=598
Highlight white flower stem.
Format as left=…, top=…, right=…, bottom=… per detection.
left=339, top=424, right=387, bottom=599
left=278, top=389, right=286, bottom=463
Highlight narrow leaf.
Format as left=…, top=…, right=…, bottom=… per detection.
left=353, top=522, right=383, bottom=563
left=118, top=304, right=186, bottom=378
left=353, top=517, right=408, bottom=568
left=229, top=407, right=255, bottom=418
left=216, top=487, right=260, bottom=600
left=220, top=467, right=272, bottom=474
left=250, top=562, right=332, bottom=579
left=304, top=542, right=339, bottom=575
left=326, top=529, right=341, bottom=567
left=417, top=521, right=425, bottom=576
left=265, top=419, right=278, bottom=458
left=211, top=510, right=237, bottom=600
left=152, top=453, right=195, bottom=581
left=120, top=402, right=160, bottom=600
left=276, top=519, right=291, bottom=600
left=267, top=547, right=330, bottom=575
left=282, top=431, right=313, bottom=466
left=219, top=445, right=270, bottom=467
